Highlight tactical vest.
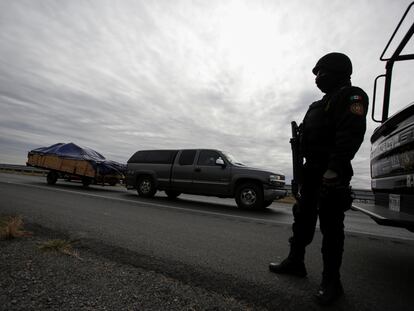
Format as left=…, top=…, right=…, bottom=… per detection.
left=301, top=86, right=354, bottom=166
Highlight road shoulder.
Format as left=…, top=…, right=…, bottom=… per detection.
left=0, top=221, right=260, bottom=311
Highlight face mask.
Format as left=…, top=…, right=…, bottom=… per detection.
left=315, top=72, right=339, bottom=93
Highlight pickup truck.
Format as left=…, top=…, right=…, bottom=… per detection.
left=126, top=149, right=286, bottom=209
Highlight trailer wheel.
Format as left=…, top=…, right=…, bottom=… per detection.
left=46, top=171, right=58, bottom=185
left=235, top=182, right=263, bottom=210
left=137, top=176, right=156, bottom=198
left=82, top=177, right=92, bottom=188
left=165, top=190, right=181, bottom=199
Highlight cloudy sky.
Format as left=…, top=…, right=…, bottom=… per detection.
left=1, top=0, right=413, bottom=188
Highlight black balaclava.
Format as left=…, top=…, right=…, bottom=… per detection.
left=313, top=52, right=352, bottom=93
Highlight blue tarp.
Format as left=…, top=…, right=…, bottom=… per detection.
left=29, top=143, right=126, bottom=176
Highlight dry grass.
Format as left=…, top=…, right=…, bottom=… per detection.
left=277, top=195, right=296, bottom=204
left=38, top=239, right=82, bottom=260
left=0, top=215, right=32, bottom=240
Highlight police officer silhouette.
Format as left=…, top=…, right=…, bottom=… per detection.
left=269, top=52, right=368, bottom=305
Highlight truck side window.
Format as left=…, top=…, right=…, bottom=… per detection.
left=128, top=150, right=177, bottom=164
left=179, top=150, right=196, bottom=165
left=198, top=151, right=220, bottom=166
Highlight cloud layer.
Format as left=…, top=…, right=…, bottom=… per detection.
left=1, top=0, right=413, bottom=188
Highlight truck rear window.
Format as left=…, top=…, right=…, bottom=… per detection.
left=127, top=150, right=177, bottom=164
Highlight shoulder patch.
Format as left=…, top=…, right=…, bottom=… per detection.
left=350, top=102, right=365, bottom=116
left=350, top=95, right=363, bottom=101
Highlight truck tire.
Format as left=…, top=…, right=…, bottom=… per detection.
left=235, top=182, right=264, bottom=210
left=165, top=190, right=181, bottom=199
left=262, top=200, right=273, bottom=208
left=137, top=176, right=156, bottom=198
left=46, top=171, right=58, bottom=185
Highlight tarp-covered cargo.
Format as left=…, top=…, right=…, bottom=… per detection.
left=27, top=143, right=126, bottom=186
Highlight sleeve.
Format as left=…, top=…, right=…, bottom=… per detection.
left=327, top=87, right=369, bottom=176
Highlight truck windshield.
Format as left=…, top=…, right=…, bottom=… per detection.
left=222, top=152, right=246, bottom=166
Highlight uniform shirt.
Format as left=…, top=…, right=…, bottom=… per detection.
left=301, top=84, right=369, bottom=178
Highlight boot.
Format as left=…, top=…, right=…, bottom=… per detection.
left=268, top=257, right=307, bottom=277
left=314, top=279, right=344, bottom=306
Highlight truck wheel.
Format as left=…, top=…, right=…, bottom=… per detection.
left=235, top=182, right=263, bottom=210
left=165, top=190, right=181, bottom=199
left=46, top=171, right=58, bottom=185
left=137, top=176, right=156, bottom=198
left=262, top=200, right=273, bottom=208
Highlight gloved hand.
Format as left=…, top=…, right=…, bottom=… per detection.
left=320, top=169, right=340, bottom=198
left=321, top=170, right=353, bottom=210
left=322, top=169, right=340, bottom=187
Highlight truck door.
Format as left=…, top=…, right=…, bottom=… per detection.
left=193, top=150, right=231, bottom=195
left=171, top=150, right=197, bottom=192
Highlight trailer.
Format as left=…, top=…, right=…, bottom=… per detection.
left=27, top=143, right=125, bottom=187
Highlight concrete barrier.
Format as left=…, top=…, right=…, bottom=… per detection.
left=283, top=184, right=374, bottom=202
left=0, top=164, right=48, bottom=176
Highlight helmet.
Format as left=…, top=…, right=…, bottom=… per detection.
left=312, top=52, right=352, bottom=76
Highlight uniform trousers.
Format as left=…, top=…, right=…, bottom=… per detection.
left=289, top=164, right=353, bottom=281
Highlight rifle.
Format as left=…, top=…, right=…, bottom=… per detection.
left=290, top=121, right=304, bottom=200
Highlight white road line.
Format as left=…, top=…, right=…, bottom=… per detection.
left=0, top=180, right=290, bottom=226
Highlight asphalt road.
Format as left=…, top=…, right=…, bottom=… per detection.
left=1, top=172, right=413, bottom=310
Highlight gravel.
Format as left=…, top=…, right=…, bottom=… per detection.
left=0, top=223, right=261, bottom=311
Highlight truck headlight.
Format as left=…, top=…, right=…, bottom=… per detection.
left=269, top=174, right=282, bottom=183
